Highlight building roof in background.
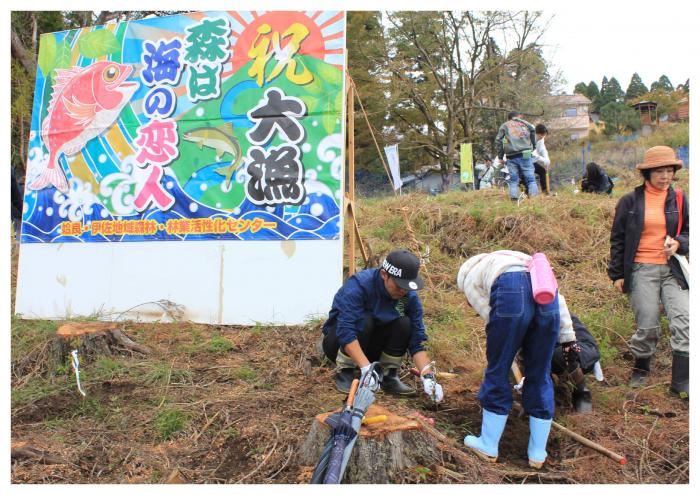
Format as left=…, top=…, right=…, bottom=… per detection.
left=546, top=93, right=592, bottom=106
left=632, top=101, right=658, bottom=108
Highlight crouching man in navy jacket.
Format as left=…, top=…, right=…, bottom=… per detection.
left=322, top=249, right=443, bottom=403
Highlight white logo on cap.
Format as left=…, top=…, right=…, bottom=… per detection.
left=409, top=281, right=418, bottom=290
left=382, top=259, right=402, bottom=277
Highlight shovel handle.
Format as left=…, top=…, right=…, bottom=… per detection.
left=346, top=378, right=360, bottom=407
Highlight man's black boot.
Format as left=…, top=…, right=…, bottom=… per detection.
left=334, top=368, right=355, bottom=393
left=381, top=368, right=415, bottom=395
left=333, top=350, right=357, bottom=393
left=629, top=357, right=651, bottom=388
left=670, top=352, right=689, bottom=399
left=378, top=352, right=415, bottom=395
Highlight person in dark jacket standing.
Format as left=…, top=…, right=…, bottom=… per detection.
left=322, top=249, right=443, bottom=403
left=581, top=162, right=613, bottom=195
left=608, top=146, right=689, bottom=397
left=494, top=111, right=538, bottom=201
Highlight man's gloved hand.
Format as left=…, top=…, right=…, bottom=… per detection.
left=421, top=373, right=444, bottom=403
left=561, top=341, right=582, bottom=373
left=360, top=364, right=380, bottom=392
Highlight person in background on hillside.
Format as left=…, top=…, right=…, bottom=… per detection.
left=495, top=111, right=538, bottom=201
left=532, top=124, right=550, bottom=194
left=11, top=167, right=23, bottom=240
left=581, top=162, right=613, bottom=195
left=608, top=146, right=689, bottom=397
left=321, top=248, right=444, bottom=403
left=475, top=158, right=495, bottom=190
left=457, top=250, right=581, bottom=468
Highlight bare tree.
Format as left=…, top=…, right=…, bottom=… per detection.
left=382, top=11, right=553, bottom=189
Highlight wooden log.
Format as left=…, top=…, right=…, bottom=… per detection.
left=52, top=323, right=150, bottom=369
left=298, top=404, right=443, bottom=484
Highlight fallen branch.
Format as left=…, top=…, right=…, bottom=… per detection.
left=233, top=442, right=278, bottom=484
left=11, top=442, right=66, bottom=465
left=193, top=410, right=221, bottom=442
left=511, top=363, right=626, bottom=466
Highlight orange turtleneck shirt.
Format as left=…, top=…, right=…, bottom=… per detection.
left=634, top=183, right=668, bottom=264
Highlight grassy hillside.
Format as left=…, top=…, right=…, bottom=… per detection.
left=10, top=167, right=689, bottom=484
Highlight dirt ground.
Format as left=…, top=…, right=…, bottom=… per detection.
left=10, top=319, right=688, bottom=484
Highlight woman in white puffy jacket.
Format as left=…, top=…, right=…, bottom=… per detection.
left=457, top=250, right=579, bottom=469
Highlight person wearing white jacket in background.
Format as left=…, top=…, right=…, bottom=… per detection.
left=532, top=124, right=550, bottom=194
left=456, top=250, right=579, bottom=469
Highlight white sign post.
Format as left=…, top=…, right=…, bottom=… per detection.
left=385, top=144, right=402, bottom=191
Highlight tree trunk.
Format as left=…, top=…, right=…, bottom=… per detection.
left=298, top=404, right=443, bottom=483
left=11, top=28, right=36, bottom=74
left=52, top=323, right=150, bottom=369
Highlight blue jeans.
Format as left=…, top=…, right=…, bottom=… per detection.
left=506, top=156, right=539, bottom=199
left=477, top=271, right=560, bottom=419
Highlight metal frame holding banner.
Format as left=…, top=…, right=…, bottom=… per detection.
left=15, top=11, right=347, bottom=324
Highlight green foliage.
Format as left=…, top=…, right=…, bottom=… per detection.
left=11, top=381, right=63, bottom=408
left=586, top=81, right=600, bottom=100
left=346, top=11, right=391, bottom=174
left=600, top=101, right=640, bottom=135
left=206, top=335, right=234, bottom=353
left=625, top=72, right=648, bottom=101
left=74, top=397, right=107, bottom=419
left=650, top=75, right=674, bottom=93
left=141, top=362, right=192, bottom=386
left=93, top=357, right=128, bottom=380
left=414, top=465, right=432, bottom=482
left=631, top=89, right=684, bottom=117
left=574, top=82, right=588, bottom=95
left=233, top=365, right=257, bottom=382
left=369, top=215, right=403, bottom=239
left=153, top=407, right=189, bottom=440
left=595, top=75, right=625, bottom=110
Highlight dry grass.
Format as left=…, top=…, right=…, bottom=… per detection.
left=10, top=167, right=689, bottom=484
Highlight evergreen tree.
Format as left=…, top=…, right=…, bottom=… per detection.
left=608, top=77, right=624, bottom=103
left=586, top=81, right=600, bottom=100
left=574, top=81, right=588, bottom=95
left=596, top=76, right=612, bottom=109
left=600, top=101, right=641, bottom=135
left=625, top=72, right=648, bottom=101
left=346, top=11, right=392, bottom=174
left=650, top=74, right=674, bottom=93
left=586, top=80, right=601, bottom=111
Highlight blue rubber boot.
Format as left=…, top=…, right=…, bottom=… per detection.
left=464, top=409, right=508, bottom=462
left=527, top=416, right=553, bottom=469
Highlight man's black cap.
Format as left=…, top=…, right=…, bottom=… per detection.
left=381, top=249, right=425, bottom=291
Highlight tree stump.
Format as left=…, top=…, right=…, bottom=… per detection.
left=298, top=404, right=443, bottom=483
left=51, top=322, right=150, bottom=369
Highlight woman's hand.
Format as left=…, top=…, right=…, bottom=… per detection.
left=613, top=279, right=624, bottom=293
left=664, top=236, right=680, bottom=258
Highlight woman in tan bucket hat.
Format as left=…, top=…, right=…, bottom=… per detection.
left=608, top=145, right=689, bottom=397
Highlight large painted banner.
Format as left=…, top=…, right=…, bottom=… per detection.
left=22, top=11, right=346, bottom=243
